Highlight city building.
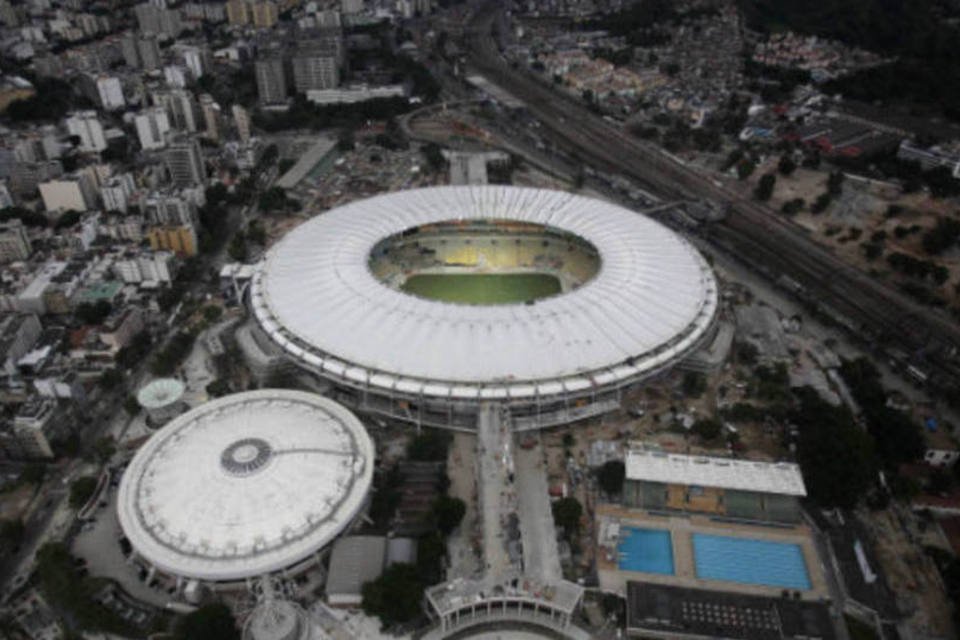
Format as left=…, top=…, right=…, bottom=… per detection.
left=136, top=377, right=186, bottom=427
left=147, top=224, right=197, bottom=256
left=99, top=307, right=145, bottom=353
left=232, top=104, right=252, bottom=143
left=199, top=93, right=220, bottom=141
left=100, top=174, right=137, bottom=213
left=250, top=186, right=719, bottom=430
left=65, top=111, right=108, bottom=153
left=163, top=64, right=187, bottom=89
left=163, top=136, right=206, bottom=186
left=251, top=1, right=278, bottom=28
left=134, top=107, right=172, bottom=150
left=121, top=32, right=140, bottom=68
left=95, top=76, right=125, bottom=110
left=38, top=174, right=98, bottom=213
left=113, top=250, right=175, bottom=284
left=142, top=190, right=199, bottom=227
left=0, top=219, right=32, bottom=263
left=0, top=313, right=42, bottom=376
left=622, top=449, right=806, bottom=523
left=226, top=0, right=250, bottom=25
left=255, top=57, right=288, bottom=106
left=10, top=397, right=61, bottom=459
left=292, top=47, right=340, bottom=93
left=137, top=35, right=163, bottom=71
left=116, top=390, right=375, bottom=593
left=155, top=89, right=199, bottom=133
left=340, top=0, right=363, bottom=14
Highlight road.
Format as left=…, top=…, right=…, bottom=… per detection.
left=460, top=0, right=960, bottom=391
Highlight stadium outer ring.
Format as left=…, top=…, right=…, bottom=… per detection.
left=249, top=186, right=719, bottom=429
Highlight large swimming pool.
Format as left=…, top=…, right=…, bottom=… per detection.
left=692, top=533, right=811, bottom=590
left=618, top=527, right=675, bottom=574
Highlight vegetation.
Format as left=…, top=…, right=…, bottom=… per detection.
left=35, top=543, right=135, bottom=635
left=0, top=519, right=24, bottom=552
left=150, top=331, right=196, bottom=376
left=922, top=217, right=960, bottom=256
left=431, top=495, right=466, bottom=536
left=173, top=603, right=239, bottom=640
left=597, top=460, right=626, bottom=496
left=69, top=476, right=98, bottom=509
left=682, top=371, right=707, bottom=398
left=406, top=429, right=452, bottom=462
left=839, top=358, right=924, bottom=468
left=754, top=172, right=776, bottom=201
left=257, top=186, right=300, bottom=214
left=552, top=496, right=583, bottom=537
left=692, top=418, right=723, bottom=441
left=6, top=77, right=86, bottom=122
left=791, top=387, right=875, bottom=508
left=75, top=300, right=112, bottom=325
left=361, top=563, right=424, bottom=627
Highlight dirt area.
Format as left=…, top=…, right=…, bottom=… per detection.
left=859, top=505, right=956, bottom=639
left=0, top=484, right=35, bottom=521
left=730, top=159, right=960, bottom=308
left=445, top=431, right=481, bottom=579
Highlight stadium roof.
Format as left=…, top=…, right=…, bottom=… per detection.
left=136, top=378, right=185, bottom=409
left=117, top=390, right=374, bottom=582
left=251, top=186, right=718, bottom=399
left=625, top=449, right=806, bottom=497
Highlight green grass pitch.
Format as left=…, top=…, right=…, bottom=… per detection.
left=401, top=273, right=562, bottom=305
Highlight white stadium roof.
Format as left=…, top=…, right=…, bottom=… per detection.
left=625, top=449, right=807, bottom=497
left=136, top=378, right=185, bottom=409
left=251, top=186, right=718, bottom=399
left=117, top=390, right=374, bottom=582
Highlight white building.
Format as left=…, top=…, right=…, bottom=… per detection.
left=100, top=173, right=137, bottom=213
left=65, top=111, right=107, bottom=153
left=114, top=250, right=175, bottom=284
left=340, top=0, right=363, bottom=14
left=181, top=46, right=204, bottom=78
left=305, top=84, right=405, bottom=105
left=163, top=65, right=187, bottom=89
left=38, top=175, right=97, bottom=213
left=96, top=76, right=125, bottom=110
left=155, top=89, right=198, bottom=133
left=0, top=219, right=32, bottom=263
left=135, top=107, right=172, bottom=150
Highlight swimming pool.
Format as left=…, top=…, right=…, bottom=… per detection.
left=692, top=533, right=811, bottom=590
left=618, top=527, right=675, bottom=574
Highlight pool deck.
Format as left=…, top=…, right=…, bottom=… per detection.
left=596, top=504, right=830, bottom=601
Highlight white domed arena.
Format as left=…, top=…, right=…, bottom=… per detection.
left=250, top=186, right=719, bottom=430
left=116, top=390, right=374, bottom=589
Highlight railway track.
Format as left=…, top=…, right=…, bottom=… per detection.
left=460, top=2, right=960, bottom=389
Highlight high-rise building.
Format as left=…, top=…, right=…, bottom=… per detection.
left=135, top=107, right=172, bottom=150
left=232, top=104, right=251, bottom=143
left=65, top=111, right=108, bottom=153
left=138, top=35, right=162, bottom=71
left=134, top=2, right=182, bottom=38
left=155, top=89, right=198, bottom=132
left=0, top=219, right=31, bottom=263
left=181, top=46, right=205, bottom=78
left=340, top=0, right=363, bottom=14
left=143, top=190, right=199, bottom=227
left=95, top=76, right=125, bottom=110
left=121, top=33, right=140, bottom=67
left=226, top=0, right=249, bottom=25
left=147, top=225, right=197, bottom=256
left=292, top=48, right=339, bottom=93
left=255, top=57, right=287, bottom=105
left=164, top=137, right=206, bottom=187
left=199, top=94, right=220, bottom=141
left=251, top=1, right=278, bottom=28
left=101, top=173, right=136, bottom=213
left=163, top=64, right=187, bottom=88
left=38, top=174, right=98, bottom=212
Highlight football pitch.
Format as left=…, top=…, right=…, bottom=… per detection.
left=401, top=273, right=562, bottom=305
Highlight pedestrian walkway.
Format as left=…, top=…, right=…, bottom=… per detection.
left=513, top=432, right=562, bottom=583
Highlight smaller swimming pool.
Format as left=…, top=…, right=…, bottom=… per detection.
left=693, top=533, right=811, bottom=590
left=618, top=527, right=675, bottom=575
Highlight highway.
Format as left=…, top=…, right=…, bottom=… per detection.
left=461, top=1, right=960, bottom=390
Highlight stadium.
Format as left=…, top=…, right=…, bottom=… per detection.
left=250, top=186, right=719, bottom=430
left=116, top=390, right=374, bottom=594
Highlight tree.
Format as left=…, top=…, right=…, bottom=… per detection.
left=791, top=388, right=875, bottom=509
left=19, top=463, right=45, bottom=485
left=781, top=198, right=804, bottom=215
left=0, top=519, right=24, bottom=552
left=432, top=495, right=466, bottom=536
left=597, top=460, right=626, bottom=496
left=811, top=192, right=832, bottom=214
left=202, top=305, right=223, bottom=323
left=98, top=367, right=123, bottom=390
left=736, top=158, right=756, bottom=180
left=93, top=436, right=116, bottom=464
left=552, top=496, right=583, bottom=535
left=69, top=476, right=98, bottom=509
left=75, top=300, right=112, bottom=325
left=123, top=395, right=140, bottom=416
left=827, top=171, right=845, bottom=196
left=754, top=172, right=776, bottom=201
left=692, top=418, right=723, bottom=441
left=778, top=155, right=797, bottom=176
left=174, top=603, right=239, bottom=640
left=407, top=429, right=452, bottom=462
left=227, top=233, right=247, bottom=262
left=336, top=128, right=355, bottom=151
left=682, top=371, right=707, bottom=398
left=361, top=563, right=424, bottom=627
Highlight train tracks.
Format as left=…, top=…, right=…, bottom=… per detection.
left=460, top=2, right=960, bottom=388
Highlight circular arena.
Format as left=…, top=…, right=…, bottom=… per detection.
left=250, top=186, right=719, bottom=430
left=116, top=390, right=374, bottom=590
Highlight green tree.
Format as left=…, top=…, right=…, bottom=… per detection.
left=778, top=155, right=797, bottom=176
left=791, top=388, right=875, bottom=508
left=361, top=563, right=424, bottom=627
left=682, top=371, right=707, bottom=398
left=552, top=496, right=583, bottom=535
left=432, top=495, right=466, bottom=536
left=736, top=158, right=756, bottom=180
left=407, top=430, right=452, bottom=462
left=123, top=395, right=140, bottom=416
left=174, top=603, right=239, bottom=640
left=597, top=460, right=626, bottom=496
left=227, top=233, right=247, bottom=262
left=19, top=463, right=45, bottom=485
left=69, top=476, right=98, bottom=508
left=827, top=171, right=845, bottom=196
left=75, top=300, right=112, bottom=325
left=98, top=367, right=123, bottom=390
left=202, top=305, right=223, bottom=323
left=0, top=519, right=24, bottom=552
left=754, top=172, right=776, bottom=201
left=692, top=418, right=723, bottom=441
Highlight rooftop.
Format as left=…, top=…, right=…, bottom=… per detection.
left=625, top=449, right=806, bottom=497
left=116, top=390, right=375, bottom=581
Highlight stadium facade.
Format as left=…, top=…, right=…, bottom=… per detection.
left=116, top=390, right=374, bottom=593
left=250, top=186, right=719, bottom=430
